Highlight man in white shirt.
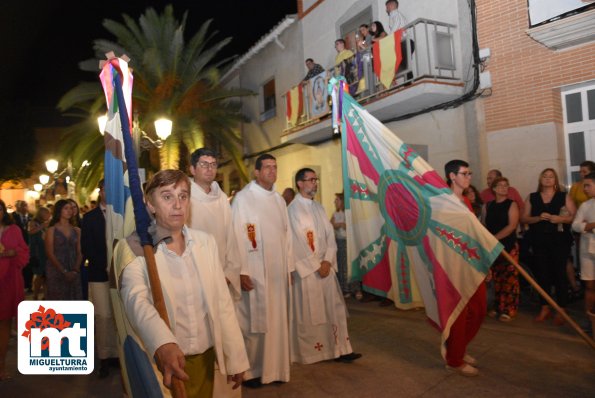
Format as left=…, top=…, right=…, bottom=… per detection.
left=571, top=172, right=595, bottom=337
left=231, top=154, right=293, bottom=388
left=187, top=148, right=243, bottom=397
left=288, top=168, right=362, bottom=365
left=120, top=169, right=249, bottom=397
left=386, top=0, right=408, bottom=34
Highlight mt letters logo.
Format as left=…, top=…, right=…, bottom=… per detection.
left=18, top=301, right=94, bottom=375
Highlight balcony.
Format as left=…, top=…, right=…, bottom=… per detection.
left=282, top=18, right=466, bottom=144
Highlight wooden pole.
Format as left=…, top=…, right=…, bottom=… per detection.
left=143, top=245, right=187, bottom=398
left=500, top=250, right=595, bottom=350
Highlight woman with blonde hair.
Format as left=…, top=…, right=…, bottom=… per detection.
left=521, top=168, right=575, bottom=325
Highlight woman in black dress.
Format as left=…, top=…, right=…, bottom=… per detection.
left=521, top=168, right=575, bottom=325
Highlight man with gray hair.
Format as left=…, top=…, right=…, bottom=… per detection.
left=288, top=167, right=361, bottom=365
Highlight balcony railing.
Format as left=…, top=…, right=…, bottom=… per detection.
left=283, top=18, right=459, bottom=132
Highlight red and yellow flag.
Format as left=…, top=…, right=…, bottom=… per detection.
left=286, top=85, right=303, bottom=126
left=373, top=29, right=403, bottom=89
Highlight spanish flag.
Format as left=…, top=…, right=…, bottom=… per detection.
left=373, top=29, right=403, bottom=89
left=286, top=85, right=303, bottom=126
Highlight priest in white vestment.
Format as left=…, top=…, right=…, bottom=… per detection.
left=231, top=154, right=293, bottom=387
left=188, top=148, right=243, bottom=398
left=188, top=148, right=241, bottom=300
left=288, top=167, right=362, bottom=364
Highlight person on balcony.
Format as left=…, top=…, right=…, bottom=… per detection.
left=334, top=39, right=354, bottom=65
left=386, top=0, right=408, bottom=34
left=302, top=58, right=325, bottom=83
left=386, top=0, right=415, bottom=82
left=370, top=21, right=387, bottom=43
left=357, top=24, right=373, bottom=52
left=335, top=39, right=357, bottom=93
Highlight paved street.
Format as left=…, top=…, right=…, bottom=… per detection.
left=2, top=294, right=594, bottom=398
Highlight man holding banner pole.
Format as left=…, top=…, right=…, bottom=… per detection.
left=443, top=160, right=486, bottom=376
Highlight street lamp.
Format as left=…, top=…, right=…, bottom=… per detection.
left=97, top=115, right=108, bottom=136
left=34, top=184, right=43, bottom=192
left=154, top=118, right=173, bottom=141
left=45, top=159, right=59, bottom=174
left=39, top=174, right=50, bottom=185
left=98, top=113, right=171, bottom=149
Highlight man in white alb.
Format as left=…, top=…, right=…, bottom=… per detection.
left=187, top=148, right=243, bottom=397
left=188, top=147, right=241, bottom=300
left=288, top=168, right=361, bottom=365
left=231, top=154, right=293, bottom=388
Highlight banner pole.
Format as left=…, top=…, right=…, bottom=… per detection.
left=501, top=250, right=595, bottom=350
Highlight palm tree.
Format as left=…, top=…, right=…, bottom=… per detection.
left=58, top=5, right=251, bottom=193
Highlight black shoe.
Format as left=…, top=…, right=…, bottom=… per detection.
left=108, top=357, right=120, bottom=368
left=334, top=352, right=363, bottom=363
left=242, top=378, right=263, bottom=388
left=98, top=359, right=110, bottom=378
left=378, top=298, right=393, bottom=307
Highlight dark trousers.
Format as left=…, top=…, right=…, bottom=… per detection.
left=532, top=234, right=570, bottom=307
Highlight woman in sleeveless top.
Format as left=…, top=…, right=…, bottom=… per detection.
left=483, top=177, right=519, bottom=322
left=521, top=168, right=575, bottom=325
left=45, top=199, right=82, bottom=300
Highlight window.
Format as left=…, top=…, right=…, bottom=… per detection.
left=562, top=81, right=595, bottom=183
left=526, top=1, right=595, bottom=50
left=260, top=78, right=276, bottom=121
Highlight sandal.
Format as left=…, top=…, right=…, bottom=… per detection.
left=534, top=306, right=552, bottom=322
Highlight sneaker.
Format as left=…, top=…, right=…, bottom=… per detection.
left=446, top=363, right=479, bottom=377
left=499, top=314, right=513, bottom=323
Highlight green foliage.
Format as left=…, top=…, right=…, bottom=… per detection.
left=58, top=4, right=253, bottom=195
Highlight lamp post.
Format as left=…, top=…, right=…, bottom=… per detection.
left=98, top=112, right=172, bottom=160
left=97, top=115, right=108, bottom=136
left=45, top=159, right=59, bottom=174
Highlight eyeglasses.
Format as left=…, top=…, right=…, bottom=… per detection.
left=197, top=161, right=218, bottom=169
left=301, top=178, right=319, bottom=183
left=457, top=172, right=473, bottom=177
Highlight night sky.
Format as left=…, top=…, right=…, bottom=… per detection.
left=0, top=1, right=296, bottom=127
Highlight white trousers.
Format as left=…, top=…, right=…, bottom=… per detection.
left=89, top=281, right=119, bottom=359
